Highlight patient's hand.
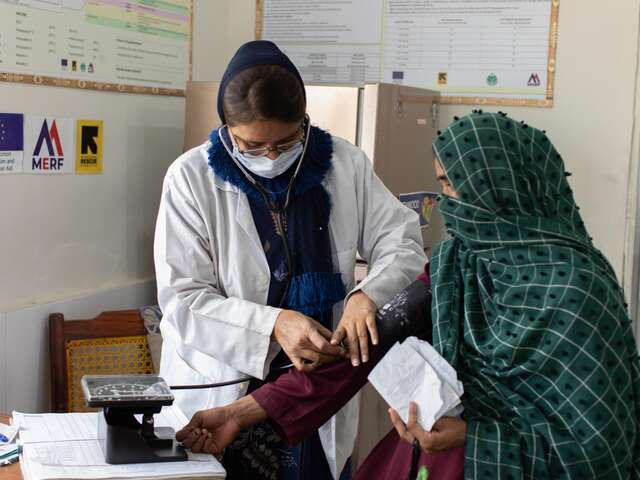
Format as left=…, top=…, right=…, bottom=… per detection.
left=176, top=396, right=268, bottom=454
left=176, top=407, right=240, bottom=454
left=389, top=402, right=466, bottom=454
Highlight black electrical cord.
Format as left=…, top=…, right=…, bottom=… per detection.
left=169, top=377, right=252, bottom=390
left=169, top=363, right=294, bottom=390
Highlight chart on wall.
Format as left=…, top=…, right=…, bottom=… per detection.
left=257, top=0, right=559, bottom=107
left=0, top=0, right=192, bottom=96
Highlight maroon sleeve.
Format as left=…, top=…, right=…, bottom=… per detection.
left=251, top=346, right=385, bottom=445
left=251, top=263, right=431, bottom=445
left=417, top=262, right=429, bottom=286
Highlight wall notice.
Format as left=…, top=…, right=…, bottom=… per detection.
left=0, top=0, right=191, bottom=95
left=382, top=0, right=555, bottom=104
left=258, top=0, right=558, bottom=106
left=399, top=191, right=439, bottom=228
left=259, top=0, right=383, bottom=84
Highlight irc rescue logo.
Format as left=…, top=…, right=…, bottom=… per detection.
left=76, top=120, right=103, bottom=174
left=25, top=115, right=74, bottom=174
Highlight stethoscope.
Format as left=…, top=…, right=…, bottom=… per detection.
left=170, top=116, right=312, bottom=391
left=217, top=114, right=311, bottom=309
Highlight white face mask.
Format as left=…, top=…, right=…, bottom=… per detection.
left=231, top=141, right=303, bottom=179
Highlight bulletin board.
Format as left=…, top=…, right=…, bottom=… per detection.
left=0, top=0, right=193, bottom=96
left=256, top=0, right=560, bottom=107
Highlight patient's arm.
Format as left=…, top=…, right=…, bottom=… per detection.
left=178, top=274, right=431, bottom=452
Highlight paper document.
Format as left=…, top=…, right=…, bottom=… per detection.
left=0, top=443, right=20, bottom=461
left=21, top=440, right=225, bottom=478
left=0, top=421, right=19, bottom=443
left=368, top=337, right=464, bottom=431
left=13, top=405, right=225, bottom=479
left=13, top=405, right=190, bottom=444
left=13, top=412, right=98, bottom=444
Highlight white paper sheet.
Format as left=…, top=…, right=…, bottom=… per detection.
left=22, top=441, right=225, bottom=479
left=261, top=0, right=383, bottom=84
left=13, top=405, right=190, bottom=445
left=368, top=337, right=464, bottom=431
left=0, top=443, right=20, bottom=459
left=13, top=405, right=225, bottom=479
left=0, top=421, right=19, bottom=443
left=12, top=412, right=98, bottom=444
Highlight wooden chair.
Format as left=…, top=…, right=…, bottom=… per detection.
left=49, top=310, right=154, bottom=413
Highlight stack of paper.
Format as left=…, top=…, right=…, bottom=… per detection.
left=0, top=421, right=20, bottom=466
left=368, top=337, right=464, bottom=431
left=0, top=422, right=19, bottom=443
left=12, top=405, right=225, bottom=480
left=0, top=443, right=20, bottom=466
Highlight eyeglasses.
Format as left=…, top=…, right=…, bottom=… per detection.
left=229, top=126, right=305, bottom=159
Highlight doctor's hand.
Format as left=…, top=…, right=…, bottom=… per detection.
left=389, top=402, right=467, bottom=454
left=176, top=396, right=267, bottom=454
left=274, top=310, right=347, bottom=372
left=331, top=290, right=377, bottom=366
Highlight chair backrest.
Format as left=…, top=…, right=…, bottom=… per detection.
left=49, top=310, right=154, bottom=412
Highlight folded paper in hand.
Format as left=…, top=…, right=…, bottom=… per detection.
left=368, top=336, right=464, bottom=431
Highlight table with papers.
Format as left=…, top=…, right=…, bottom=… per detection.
left=0, top=413, right=21, bottom=479
left=7, top=406, right=225, bottom=480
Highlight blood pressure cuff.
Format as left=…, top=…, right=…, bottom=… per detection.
left=375, top=279, right=432, bottom=349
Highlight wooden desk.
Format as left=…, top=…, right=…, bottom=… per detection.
left=0, top=414, right=20, bottom=479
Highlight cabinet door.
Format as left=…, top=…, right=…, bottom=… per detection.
left=361, top=82, right=446, bottom=254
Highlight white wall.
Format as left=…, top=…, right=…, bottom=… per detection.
left=0, top=84, right=184, bottom=312
left=202, top=0, right=640, bottom=284
left=0, top=279, right=155, bottom=413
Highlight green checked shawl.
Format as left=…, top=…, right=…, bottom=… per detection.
left=430, top=111, right=640, bottom=479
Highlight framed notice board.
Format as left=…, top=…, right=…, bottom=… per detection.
left=256, top=0, right=559, bottom=107
left=0, top=0, right=193, bottom=96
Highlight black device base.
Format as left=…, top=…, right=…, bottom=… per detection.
left=98, top=406, right=188, bottom=464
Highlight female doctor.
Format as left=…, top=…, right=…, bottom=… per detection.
left=154, top=40, right=425, bottom=479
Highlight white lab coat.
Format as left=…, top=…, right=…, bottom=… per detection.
left=154, top=134, right=426, bottom=478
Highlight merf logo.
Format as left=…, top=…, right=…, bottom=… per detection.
left=528, top=73, right=541, bottom=87
left=32, top=119, right=64, bottom=171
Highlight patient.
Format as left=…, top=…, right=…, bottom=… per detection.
left=177, top=111, right=640, bottom=479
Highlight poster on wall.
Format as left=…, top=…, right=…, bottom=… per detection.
left=0, top=113, right=24, bottom=174
left=258, top=0, right=383, bottom=84
left=24, top=115, right=75, bottom=174
left=76, top=120, right=103, bottom=174
left=399, top=191, right=439, bottom=228
left=257, top=0, right=559, bottom=107
left=0, top=0, right=192, bottom=96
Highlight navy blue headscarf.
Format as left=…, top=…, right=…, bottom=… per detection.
left=217, top=40, right=306, bottom=124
